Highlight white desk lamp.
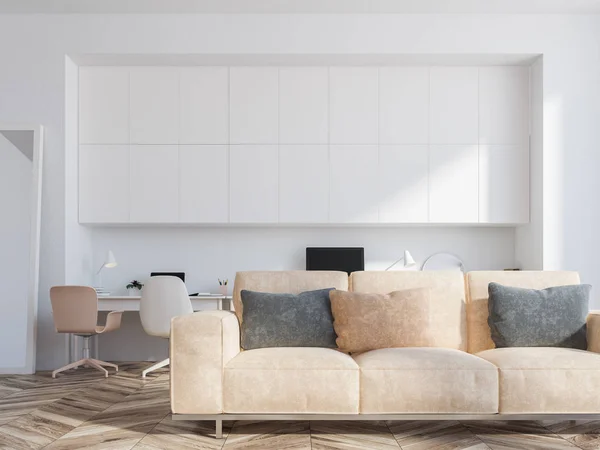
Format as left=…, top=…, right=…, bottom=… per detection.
left=422, top=252, right=465, bottom=272
left=94, top=250, right=118, bottom=296
left=385, top=250, right=417, bottom=271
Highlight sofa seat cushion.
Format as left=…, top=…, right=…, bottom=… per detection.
left=354, top=348, right=499, bottom=414
left=223, top=347, right=359, bottom=414
left=477, top=347, right=600, bottom=413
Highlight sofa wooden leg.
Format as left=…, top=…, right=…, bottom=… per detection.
left=215, top=419, right=223, bottom=439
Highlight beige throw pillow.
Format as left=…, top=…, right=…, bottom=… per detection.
left=330, top=288, right=432, bottom=354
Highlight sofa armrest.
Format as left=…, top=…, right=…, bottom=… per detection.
left=587, top=312, right=600, bottom=353
left=170, top=310, right=240, bottom=414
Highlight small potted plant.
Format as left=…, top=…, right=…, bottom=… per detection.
left=218, top=279, right=228, bottom=296
left=126, top=280, right=144, bottom=296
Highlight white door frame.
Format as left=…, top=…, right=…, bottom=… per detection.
left=0, top=123, right=44, bottom=374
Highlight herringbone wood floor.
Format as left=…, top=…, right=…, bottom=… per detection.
left=0, top=363, right=599, bottom=449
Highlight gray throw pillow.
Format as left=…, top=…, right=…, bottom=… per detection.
left=241, top=288, right=337, bottom=350
left=488, top=282, right=591, bottom=349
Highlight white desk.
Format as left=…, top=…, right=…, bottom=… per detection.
left=98, top=295, right=233, bottom=311
left=69, top=295, right=233, bottom=364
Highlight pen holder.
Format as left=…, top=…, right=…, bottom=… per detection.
left=219, top=285, right=228, bottom=296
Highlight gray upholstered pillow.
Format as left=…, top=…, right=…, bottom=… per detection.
left=488, top=282, right=591, bottom=349
left=241, top=288, right=337, bottom=350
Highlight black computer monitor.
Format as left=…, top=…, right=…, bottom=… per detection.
left=305, top=247, right=364, bottom=275
left=150, top=272, right=185, bottom=282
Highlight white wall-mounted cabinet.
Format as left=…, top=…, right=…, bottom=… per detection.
left=279, top=145, right=329, bottom=223
left=79, top=64, right=530, bottom=225
left=279, top=67, right=329, bottom=144
left=379, top=145, right=429, bottom=223
left=479, top=145, right=529, bottom=223
left=329, top=67, right=379, bottom=144
left=179, top=145, right=229, bottom=223
left=130, top=145, right=179, bottom=223
left=330, top=145, right=379, bottom=223
left=179, top=68, right=229, bottom=144
left=230, top=67, right=279, bottom=144
left=430, top=67, right=479, bottom=145
left=379, top=67, right=429, bottom=144
left=79, top=145, right=130, bottom=223
left=229, top=145, right=279, bottom=223
left=79, top=67, right=130, bottom=144
left=429, top=145, right=479, bottom=223
left=479, top=67, right=530, bottom=145
left=130, top=69, right=179, bottom=144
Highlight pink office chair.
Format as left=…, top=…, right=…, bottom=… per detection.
left=50, top=286, right=123, bottom=378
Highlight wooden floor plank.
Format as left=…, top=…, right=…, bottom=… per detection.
left=224, top=420, right=311, bottom=449
left=311, top=420, right=400, bottom=449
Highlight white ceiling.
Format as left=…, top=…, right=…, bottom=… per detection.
left=1, top=0, right=600, bottom=14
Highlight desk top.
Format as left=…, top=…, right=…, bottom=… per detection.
left=97, top=295, right=233, bottom=311
left=99, top=295, right=232, bottom=300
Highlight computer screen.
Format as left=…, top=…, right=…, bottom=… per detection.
left=306, top=247, right=364, bottom=274
left=150, top=272, right=185, bottom=283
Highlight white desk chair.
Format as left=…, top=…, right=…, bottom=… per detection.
left=140, top=276, right=193, bottom=378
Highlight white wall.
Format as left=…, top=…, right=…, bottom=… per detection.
left=93, top=225, right=515, bottom=361
left=0, top=134, right=31, bottom=369
left=0, top=13, right=598, bottom=369
left=515, top=57, right=544, bottom=270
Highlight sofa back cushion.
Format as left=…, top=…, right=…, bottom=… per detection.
left=466, top=271, right=581, bottom=354
left=350, top=271, right=467, bottom=351
left=233, top=271, right=348, bottom=324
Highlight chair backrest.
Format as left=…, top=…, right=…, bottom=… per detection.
left=50, top=286, right=99, bottom=334
left=140, top=276, right=193, bottom=337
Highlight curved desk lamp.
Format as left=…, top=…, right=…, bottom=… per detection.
left=421, top=252, right=465, bottom=272
left=94, top=250, right=118, bottom=296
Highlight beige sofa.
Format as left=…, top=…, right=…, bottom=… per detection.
left=170, top=270, right=600, bottom=438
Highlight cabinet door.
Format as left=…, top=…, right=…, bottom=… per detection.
left=479, top=67, right=529, bottom=145
left=329, top=68, right=378, bottom=144
left=279, top=145, right=329, bottom=223
left=179, top=67, right=229, bottom=144
left=79, top=145, right=130, bottom=223
left=229, top=68, right=278, bottom=144
left=379, top=67, right=429, bottom=144
left=479, top=145, right=529, bottom=223
left=329, top=145, right=378, bottom=223
left=79, top=67, right=129, bottom=144
left=179, top=145, right=229, bottom=223
left=130, top=68, right=179, bottom=144
left=379, top=145, right=429, bottom=223
left=429, top=145, right=479, bottom=223
left=130, top=145, right=179, bottom=223
left=229, top=145, right=278, bottom=223
left=430, top=67, right=479, bottom=145
left=279, top=67, right=328, bottom=144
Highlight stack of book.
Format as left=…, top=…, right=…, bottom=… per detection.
left=93, top=287, right=111, bottom=297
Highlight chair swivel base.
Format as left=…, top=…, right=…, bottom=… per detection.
left=142, top=357, right=169, bottom=378
left=52, top=358, right=118, bottom=378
